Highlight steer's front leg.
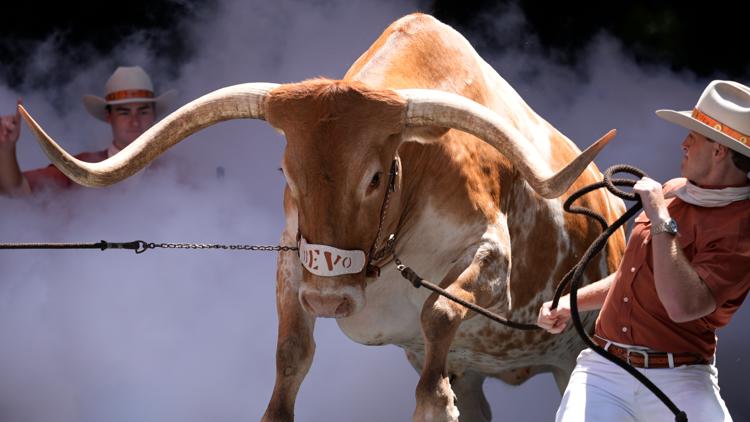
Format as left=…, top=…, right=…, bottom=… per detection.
left=261, top=232, right=315, bottom=422
left=413, top=241, right=509, bottom=422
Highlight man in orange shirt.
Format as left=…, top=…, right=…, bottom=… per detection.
left=0, top=66, right=175, bottom=195
left=538, top=80, right=750, bottom=421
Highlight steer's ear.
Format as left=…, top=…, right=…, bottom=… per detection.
left=400, top=126, right=450, bottom=144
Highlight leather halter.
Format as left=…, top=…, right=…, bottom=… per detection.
left=365, top=158, right=400, bottom=277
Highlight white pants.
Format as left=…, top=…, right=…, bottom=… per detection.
left=556, top=348, right=732, bottom=422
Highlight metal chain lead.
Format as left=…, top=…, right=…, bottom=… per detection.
left=143, top=242, right=298, bottom=254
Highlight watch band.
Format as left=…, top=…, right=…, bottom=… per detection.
left=651, top=218, right=678, bottom=236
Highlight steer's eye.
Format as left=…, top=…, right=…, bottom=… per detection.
left=369, top=172, right=382, bottom=189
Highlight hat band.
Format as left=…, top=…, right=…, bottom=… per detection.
left=692, top=108, right=749, bottom=146
left=105, top=89, right=155, bottom=102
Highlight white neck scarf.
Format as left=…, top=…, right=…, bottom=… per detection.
left=667, top=178, right=750, bottom=207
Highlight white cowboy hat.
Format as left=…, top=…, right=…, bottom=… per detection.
left=656, top=80, right=750, bottom=158
left=82, top=66, right=177, bottom=122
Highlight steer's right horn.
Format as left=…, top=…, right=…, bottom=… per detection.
left=397, top=89, right=616, bottom=199
left=19, top=82, right=279, bottom=187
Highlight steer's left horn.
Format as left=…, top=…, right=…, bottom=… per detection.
left=397, top=89, right=615, bottom=199
left=18, top=83, right=279, bottom=187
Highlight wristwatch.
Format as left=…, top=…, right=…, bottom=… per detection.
left=651, top=218, right=679, bottom=236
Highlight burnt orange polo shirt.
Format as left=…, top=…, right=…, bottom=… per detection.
left=595, top=179, right=750, bottom=361
left=23, top=149, right=108, bottom=192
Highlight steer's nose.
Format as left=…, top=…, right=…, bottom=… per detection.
left=299, top=290, right=358, bottom=318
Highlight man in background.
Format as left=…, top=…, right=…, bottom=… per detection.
left=0, top=66, right=175, bottom=195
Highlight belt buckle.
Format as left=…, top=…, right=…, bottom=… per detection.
left=626, top=348, right=649, bottom=368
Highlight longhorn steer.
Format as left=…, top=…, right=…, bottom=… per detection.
left=21, top=13, right=626, bottom=422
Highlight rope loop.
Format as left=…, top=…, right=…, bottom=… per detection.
left=603, top=164, right=647, bottom=201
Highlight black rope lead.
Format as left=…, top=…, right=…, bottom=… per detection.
left=0, top=240, right=148, bottom=253
left=395, top=258, right=540, bottom=330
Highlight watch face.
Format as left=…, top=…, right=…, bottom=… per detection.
left=667, top=219, right=678, bottom=233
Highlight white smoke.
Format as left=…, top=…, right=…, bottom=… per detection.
left=0, top=1, right=747, bottom=421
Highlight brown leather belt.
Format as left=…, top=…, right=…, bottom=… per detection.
left=592, top=336, right=709, bottom=368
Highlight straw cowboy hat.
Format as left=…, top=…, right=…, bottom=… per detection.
left=82, top=66, right=177, bottom=121
left=656, top=80, right=750, bottom=158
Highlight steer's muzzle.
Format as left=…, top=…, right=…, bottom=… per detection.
left=298, top=276, right=366, bottom=318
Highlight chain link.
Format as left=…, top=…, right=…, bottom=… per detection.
left=144, top=242, right=298, bottom=253
left=370, top=233, right=397, bottom=262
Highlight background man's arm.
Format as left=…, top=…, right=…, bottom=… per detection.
left=0, top=100, right=31, bottom=196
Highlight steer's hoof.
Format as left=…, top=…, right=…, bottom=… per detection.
left=414, top=378, right=460, bottom=422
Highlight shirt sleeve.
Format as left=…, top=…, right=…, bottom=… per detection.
left=692, top=223, right=750, bottom=309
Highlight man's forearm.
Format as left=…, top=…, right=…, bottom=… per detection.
left=571, top=272, right=616, bottom=312
left=651, top=234, right=716, bottom=322
left=0, top=148, right=30, bottom=195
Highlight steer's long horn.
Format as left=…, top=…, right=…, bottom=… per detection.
left=18, top=83, right=279, bottom=187
left=397, top=89, right=615, bottom=199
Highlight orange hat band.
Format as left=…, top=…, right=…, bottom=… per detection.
left=692, top=108, right=749, bottom=146
left=105, top=89, right=155, bottom=102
